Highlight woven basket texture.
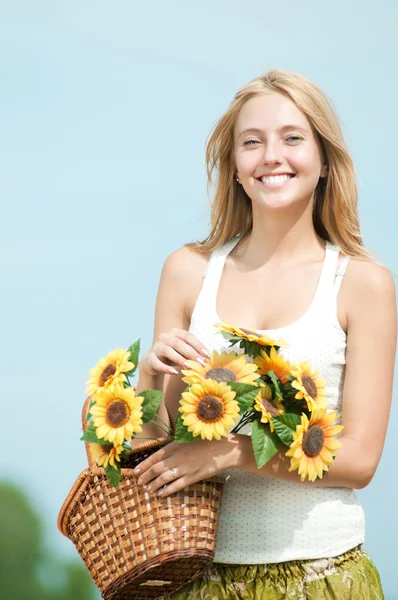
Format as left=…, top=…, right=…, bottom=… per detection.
left=58, top=398, right=226, bottom=599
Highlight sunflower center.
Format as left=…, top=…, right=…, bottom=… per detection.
left=99, top=363, right=117, bottom=386
left=105, top=399, right=130, bottom=427
left=302, top=425, right=325, bottom=457
left=197, top=395, right=224, bottom=422
left=302, top=375, right=317, bottom=399
left=100, top=444, right=113, bottom=454
left=261, top=397, right=280, bottom=417
left=205, top=367, right=236, bottom=383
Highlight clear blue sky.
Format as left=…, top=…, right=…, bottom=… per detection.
left=1, top=1, right=397, bottom=597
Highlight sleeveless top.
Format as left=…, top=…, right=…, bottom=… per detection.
left=188, top=236, right=365, bottom=564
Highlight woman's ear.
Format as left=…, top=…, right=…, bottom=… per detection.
left=320, top=164, right=328, bottom=178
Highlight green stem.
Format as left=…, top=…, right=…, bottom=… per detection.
left=152, top=412, right=172, bottom=431
left=232, top=412, right=255, bottom=434
left=148, top=419, right=171, bottom=436
left=132, top=436, right=164, bottom=440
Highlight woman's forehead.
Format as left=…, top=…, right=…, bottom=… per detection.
left=235, top=92, right=312, bottom=136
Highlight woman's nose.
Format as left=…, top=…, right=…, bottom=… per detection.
left=262, top=140, right=283, bottom=164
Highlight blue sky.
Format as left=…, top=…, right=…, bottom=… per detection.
left=1, top=1, right=397, bottom=597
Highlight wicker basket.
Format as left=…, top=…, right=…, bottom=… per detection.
left=57, top=397, right=226, bottom=599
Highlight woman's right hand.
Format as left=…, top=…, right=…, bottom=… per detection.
left=140, top=328, right=211, bottom=376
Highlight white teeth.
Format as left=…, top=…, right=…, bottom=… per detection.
left=261, top=174, right=292, bottom=183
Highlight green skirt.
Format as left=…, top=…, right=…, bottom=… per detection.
left=166, top=545, right=384, bottom=599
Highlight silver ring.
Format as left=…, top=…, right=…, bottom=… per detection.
left=169, top=467, right=178, bottom=480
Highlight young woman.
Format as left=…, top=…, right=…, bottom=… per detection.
left=133, top=69, right=396, bottom=599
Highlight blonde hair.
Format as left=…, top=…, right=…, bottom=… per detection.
left=188, top=68, right=372, bottom=260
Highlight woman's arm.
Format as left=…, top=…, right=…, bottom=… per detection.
left=131, top=245, right=209, bottom=446
left=234, top=258, right=397, bottom=489
left=134, top=258, right=397, bottom=496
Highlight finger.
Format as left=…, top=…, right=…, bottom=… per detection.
left=157, top=476, right=189, bottom=498
left=171, top=329, right=210, bottom=358
left=138, top=460, right=171, bottom=487
left=146, top=467, right=183, bottom=494
left=170, top=337, right=208, bottom=364
left=134, top=446, right=168, bottom=477
left=158, top=343, right=189, bottom=368
left=147, top=353, right=177, bottom=375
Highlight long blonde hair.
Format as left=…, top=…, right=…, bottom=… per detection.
left=188, top=69, right=372, bottom=260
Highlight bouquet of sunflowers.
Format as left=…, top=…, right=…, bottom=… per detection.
left=82, top=340, right=167, bottom=487
left=82, top=324, right=343, bottom=487
left=174, top=323, right=344, bottom=483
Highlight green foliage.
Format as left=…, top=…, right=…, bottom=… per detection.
left=251, top=420, right=282, bottom=468
left=105, top=465, right=121, bottom=488
left=174, top=411, right=196, bottom=443
left=228, top=382, right=259, bottom=411
left=271, top=413, right=301, bottom=445
left=0, top=482, right=99, bottom=600
left=81, top=422, right=106, bottom=444
left=266, top=370, right=283, bottom=400
left=139, top=389, right=164, bottom=423
left=125, top=339, right=140, bottom=376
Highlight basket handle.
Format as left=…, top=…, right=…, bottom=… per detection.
left=82, top=395, right=171, bottom=470
left=82, top=396, right=96, bottom=470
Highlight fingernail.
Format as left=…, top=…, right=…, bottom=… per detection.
left=201, top=349, right=211, bottom=358
left=137, top=478, right=143, bottom=485
left=134, top=468, right=140, bottom=474
left=157, top=490, right=163, bottom=496
left=196, top=356, right=206, bottom=366
left=169, top=368, right=179, bottom=375
left=183, top=361, right=191, bottom=368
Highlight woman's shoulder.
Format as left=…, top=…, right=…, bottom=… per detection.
left=343, top=255, right=396, bottom=296
left=160, top=244, right=211, bottom=322
left=161, top=243, right=210, bottom=280
left=341, top=255, right=396, bottom=327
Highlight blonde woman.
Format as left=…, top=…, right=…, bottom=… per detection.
left=133, top=70, right=396, bottom=598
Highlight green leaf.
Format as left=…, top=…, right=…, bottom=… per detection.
left=270, top=413, right=301, bottom=445
left=173, top=411, right=196, bottom=443
left=105, top=465, right=121, bottom=488
left=81, top=422, right=106, bottom=444
left=139, top=389, right=164, bottom=423
left=251, top=420, right=282, bottom=468
left=125, top=339, right=141, bottom=376
left=228, top=382, right=259, bottom=412
left=267, top=370, right=283, bottom=400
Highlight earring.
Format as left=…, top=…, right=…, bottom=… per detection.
left=236, top=177, right=240, bottom=183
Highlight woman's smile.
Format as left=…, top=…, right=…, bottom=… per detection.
left=256, top=173, right=296, bottom=190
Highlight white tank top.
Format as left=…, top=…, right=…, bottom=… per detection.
left=188, top=236, right=365, bottom=564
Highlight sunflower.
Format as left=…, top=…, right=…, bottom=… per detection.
left=178, top=379, right=240, bottom=440
left=253, top=383, right=285, bottom=431
left=85, top=348, right=134, bottom=396
left=91, top=442, right=123, bottom=469
left=285, top=409, right=344, bottom=482
left=181, top=350, right=259, bottom=385
left=89, top=385, right=143, bottom=445
left=290, top=361, right=327, bottom=411
left=214, top=322, right=287, bottom=348
left=254, top=347, right=292, bottom=384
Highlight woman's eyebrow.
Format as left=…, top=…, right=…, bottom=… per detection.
left=237, top=124, right=309, bottom=138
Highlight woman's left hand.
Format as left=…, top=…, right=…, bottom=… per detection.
left=133, top=434, right=243, bottom=498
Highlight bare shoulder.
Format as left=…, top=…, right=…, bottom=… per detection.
left=343, top=256, right=397, bottom=325
left=345, top=257, right=396, bottom=297
left=162, top=244, right=210, bottom=322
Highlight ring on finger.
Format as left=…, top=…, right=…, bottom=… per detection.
left=169, top=467, right=178, bottom=480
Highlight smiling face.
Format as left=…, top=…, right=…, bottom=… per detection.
left=234, top=92, right=327, bottom=211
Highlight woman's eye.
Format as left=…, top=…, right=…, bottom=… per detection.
left=243, top=140, right=259, bottom=146
left=286, top=136, right=302, bottom=142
